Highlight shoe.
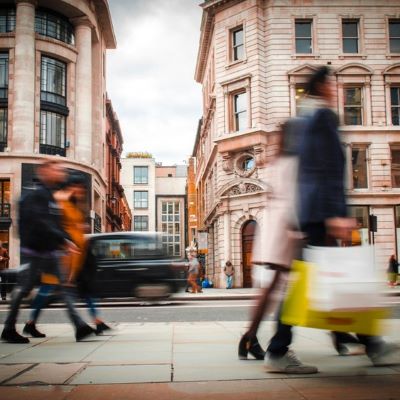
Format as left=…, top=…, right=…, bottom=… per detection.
left=23, top=322, right=46, bottom=338
left=369, top=343, right=400, bottom=367
left=264, top=350, right=318, bottom=374
left=238, top=334, right=266, bottom=360
left=75, top=324, right=96, bottom=341
left=1, top=328, right=30, bottom=344
left=95, top=322, right=111, bottom=335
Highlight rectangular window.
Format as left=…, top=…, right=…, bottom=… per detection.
left=295, top=85, right=307, bottom=115
left=389, top=19, right=400, bottom=53
left=233, top=92, right=246, bottom=131
left=0, top=8, right=16, bottom=33
left=41, top=56, right=66, bottom=106
left=295, top=20, right=312, bottom=54
left=134, top=191, right=148, bottom=209
left=161, top=200, right=181, bottom=256
left=133, top=215, right=149, bottom=231
left=347, top=206, right=370, bottom=245
left=232, top=26, right=244, bottom=61
left=133, top=166, right=148, bottom=184
left=344, top=87, right=363, bottom=125
left=391, top=87, right=400, bottom=126
left=0, top=53, right=9, bottom=99
left=391, top=147, right=400, bottom=188
left=40, top=110, right=66, bottom=155
left=352, top=146, right=368, bottom=189
left=0, top=108, right=7, bottom=150
left=342, top=19, right=359, bottom=53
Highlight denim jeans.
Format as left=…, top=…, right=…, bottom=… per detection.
left=226, top=275, right=233, bottom=289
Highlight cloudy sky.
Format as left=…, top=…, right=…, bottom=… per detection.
left=107, top=0, right=203, bottom=165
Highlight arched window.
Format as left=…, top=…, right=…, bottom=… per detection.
left=35, top=9, right=75, bottom=45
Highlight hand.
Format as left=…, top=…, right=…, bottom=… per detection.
left=325, top=217, right=357, bottom=241
left=65, top=240, right=80, bottom=254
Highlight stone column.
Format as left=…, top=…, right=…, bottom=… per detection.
left=74, top=18, right=93, bottom=164
left=223, top=211, right=231, bottom=263
left=12, top=0, right=36, bottom=153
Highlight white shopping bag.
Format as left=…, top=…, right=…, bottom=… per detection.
left=303, top=245, right=384, bottom=311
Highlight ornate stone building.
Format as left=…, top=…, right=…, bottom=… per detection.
left=192, top=0, right=400, bottom=287
left=0, top=0, right=116, bottom=266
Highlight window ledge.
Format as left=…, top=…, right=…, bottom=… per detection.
left=225, top=58, right=247, bottom=69
left=386, top=54, right=400, bottom=59
left=339, top=54, right=367, bottom=59
left=291, top=53, right=320, bottom=59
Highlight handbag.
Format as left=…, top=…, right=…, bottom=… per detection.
left=281, top=246, right=388, bottom=336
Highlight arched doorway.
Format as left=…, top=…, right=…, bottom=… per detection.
left=242, top=220, right=257, bottom=288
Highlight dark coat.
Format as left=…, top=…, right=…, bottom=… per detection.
left=388, top=258, right=399, bottom=274
left=18, top=184, right=70, bottom=252
left=297, top=108, right=347, bottom=226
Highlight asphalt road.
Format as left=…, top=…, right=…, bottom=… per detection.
left=1, top=299, right=400, bottom=323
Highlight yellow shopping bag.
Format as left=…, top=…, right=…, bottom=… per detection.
left=281, top=260, right=388, bottom=336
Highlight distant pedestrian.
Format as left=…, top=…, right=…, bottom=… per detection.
left=0, top=241, right=9, bottom=300
left=1, top=160, right=95, bottom=343
left=224, top=261, right=234, bottom=289
left=187, top=251, right=201, bottom=294
left=387, top=254, right=398, bottom=287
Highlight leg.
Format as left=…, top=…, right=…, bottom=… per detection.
left=29, top=284, right=54, bottom=323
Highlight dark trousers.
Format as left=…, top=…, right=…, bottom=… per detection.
left=4, top=254, right=84, bottom=330
left=267, top=222, right=384, bottom=357
left=0, top=272, right=7, bottom=299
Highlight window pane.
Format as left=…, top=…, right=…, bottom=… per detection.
left=343, top=21, right=358, bottom=37
left=0, top=108, right=7, bottom=144
left=233, top=28, right=243, bottom=46
left=235, top=111, right=247, bottom=131
left=345, top=87, right=362, bottom=105
left=344, top=107, right=362, bottom=125
left=234, top=44, right=244, bottom=61
left=0, top=53, right=9, bottom=93
left=343, top=38, right=358, bottom=53
left=295, top=38, right=312, bottom=54
left=295, top=21, right=311, bottom=37
left=390, top=39, right=400, bottom=53
left=352, top=148, right=368, bottom=189
left=391, top=87, right=400, bottom=105
left=40, top=111, right=65, bottom=148
left=234, top=93, right=246, bottom=113
left=347, top=206, right=370, bottom=245
left=389, top=20, right=400, bottom=37
left=392, top=108, right=400, bottom=126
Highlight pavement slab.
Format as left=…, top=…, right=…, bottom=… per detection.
left=0, top=363, right=32, bottom=384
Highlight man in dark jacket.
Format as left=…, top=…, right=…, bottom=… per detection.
left=1, top=160, right=95, bottom=343
left=264, top=66, right=397, bottom=374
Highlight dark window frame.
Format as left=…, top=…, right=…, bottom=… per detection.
left=231, top=26, right=244, bottom=61
left=133, top=166, right=149, bottom=184
left=391, top=86, right=400, bottom=126
left=0, top=52, right=9, bottom=101
left=389, top=19, right=400, bottom=54
left=39, top=110, right=66, bottom=156
left=134, top=190, right=148, bottom=209
left=295, top=19, right=313, bottom=54
left=0, top=7, right=16, bottom=33
left=233, top=91, right=247, bottom=132
left=391, top=146, right=400, bottom=188
left=40, top=56, right=67, bottom=107
left=133, top=215, right=149, bottom=231
left=344, top=86, right=363, bottom=125
left=351, top=145, right=369, bottom=189
left=35, top=8, right=75, bottom=46
left=342, top=19, right=359, bottom=54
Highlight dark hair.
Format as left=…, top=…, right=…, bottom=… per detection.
left=226, top=261, right=232, bottom=266
left=60, top=171, right=86, bottom=189
left=305, top=66, right=331, bottom=96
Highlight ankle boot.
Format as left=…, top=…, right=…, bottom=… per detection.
left=238, top=333, right=265, bottom=360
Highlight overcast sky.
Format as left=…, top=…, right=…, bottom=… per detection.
left=107, top=0, right=203, bottom=165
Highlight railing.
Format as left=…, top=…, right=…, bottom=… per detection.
left=39, top=144, right=66, bottom=157
left=94, top=213, right=102, bottom=233
left=0, top=203, right=10, bottom=218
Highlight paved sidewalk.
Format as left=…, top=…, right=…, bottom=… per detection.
left=1, top=320, right=400, bottom=399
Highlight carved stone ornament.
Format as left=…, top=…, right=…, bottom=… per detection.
left=227, top=182, right=262, bottom=196
left=222, top=152, right=233, bottom=172
left=234, top=152, right=256, bottom=178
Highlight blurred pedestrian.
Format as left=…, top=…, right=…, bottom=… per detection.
left=1, top=160, right=95, bottom=343
left=264, top=66, right=397, bottom=373
left=0, top=241, right=9, bottom=300
left=24, top=173, right=110, bottom=336
left=387, top=254, right=398, bottom=287
left=187, top=251, right=201, bottom=294
left=238, top=119, right=301, bottom=360
left=224, top=261, right=234, bottom=289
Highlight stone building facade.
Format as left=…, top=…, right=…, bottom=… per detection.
left=193, top=0, right=400, bottom=287
left=0, top=0, right=116, bottom=266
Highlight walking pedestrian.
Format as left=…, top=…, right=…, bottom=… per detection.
left=387, top=254, right=399, bottom=287
left=224, top=261, right=235, bottom=289
left=23, top=172, right=110, bottom=337
left=1, top=160, right=95, bottom=343
left=187, top=251, right=201, bottom=294
left=0, top=241, right=9, bottom=300
left=264, top=66, right=398, bottom=373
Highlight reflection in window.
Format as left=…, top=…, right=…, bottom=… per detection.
left=0, top=108, right=7, bottom=150
left=134, top=215, right=148, bottom=231
left=347, top=206, right=369, bottom=245
left=134, top=191, right=148, bottom=209
left=241, top=156, right=254, bottom=172
left=352, top=146, right=368, bottom=189
left=342, top=20, right=359, bottom=53
left=40, top=111, right=66, bottom=155
left=391, top=147, right=400, bottom=188
left=233, top=92, right=246, bottom=132
left=232, top=26, right=244, bottom=61
left=295, top=85, right=307, bottom=115
left=344, top=87, right=363, bottom=125
left=295, top=20, right=312, bottom=54
left=389, top=19, right=400, bottom=54
left=41, top=56, right=66, bottom=106
left=134, top=166, right=148, bottom=184
left=35, top=9, right=75, bottom=45
left=0, top=8, right=15, bottom=33
left=0, top=53, right=9, bottom=99
left=92, top=235, right=165, bottom=260
left=391, top=87, right=400, bottom=126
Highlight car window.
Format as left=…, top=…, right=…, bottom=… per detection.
left=91, top=235, right=166, bottom=260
